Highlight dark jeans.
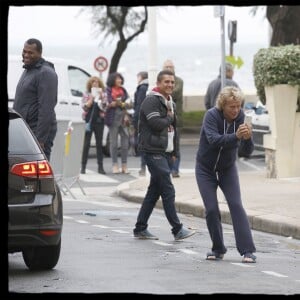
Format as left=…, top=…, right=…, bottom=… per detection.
left=171, top=154, right=180, bottom=173
left=81, top=121, right=104, bottom=167
left=171, top=128, right=180, bottom=173
left=43, top=122, right=57, bottom=162
left=134, top=152, right=183, bottom=235
left=195, top=161, right=256, bottom=256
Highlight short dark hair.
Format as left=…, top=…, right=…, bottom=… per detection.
left=157, top=69, right=174, bottom=82
left=137, top=71, right=148, bottom=80
left=106, top=72, right=124, bottom=87
left=25, top=38, right=43, bottom=53
left=219, top=62, right=233, bottom=74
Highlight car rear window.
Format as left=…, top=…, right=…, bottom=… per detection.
left=8, top=115, right=41, bottom=155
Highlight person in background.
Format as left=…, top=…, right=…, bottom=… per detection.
left=133, top=70, right=196, bottom=241
left=81, top=76, right=106, bottom=175
left=105, top=72, right=132, bottom=174
left=204, top=62, right=239, bottom=110
left=195, top=86, right=257, bottom=263
left=13, top=38, right=58, bottom=161
left=133, top=71, right=149, bottom=176
left=162, top=59, right=184, bottom=178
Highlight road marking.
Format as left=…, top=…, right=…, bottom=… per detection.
left=262, top=271, right=288, bottom=278
left=154, top=241, right=173, bottom=246
left=111, top=230, right=130, bottom=234
left=79, top=172, right=118, bottom=183
left=64, top=198, right=134, bottom=208
left=93, top=225, right=109, bottom=228
left=75, top=220, right=89, bottom=224
left=179, top=249, right=199, bottom=255
left=231, top=263, right=256, bottom=267
left=63, top=216, right=74, bottom=219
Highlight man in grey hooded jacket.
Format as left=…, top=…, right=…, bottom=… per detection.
left=204, top=62, right=239, bottom=110
left=13, top=38, right=58, bottom=161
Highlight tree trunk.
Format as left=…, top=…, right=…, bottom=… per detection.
left=267, top=6, right=300, bottom=46
left=109, top=40, right=127, bottom=74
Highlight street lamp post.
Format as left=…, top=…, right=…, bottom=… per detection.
left=214, top=6, right=226, bottom=89
left=147, top=6, right=158, bottom=92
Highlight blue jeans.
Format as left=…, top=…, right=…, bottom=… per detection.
left=171, top=155, right=180, bottom=173
left=134, top=152, right=183, bottom=235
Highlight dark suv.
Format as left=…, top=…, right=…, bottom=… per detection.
left=8, top=108, right=63, bottom=270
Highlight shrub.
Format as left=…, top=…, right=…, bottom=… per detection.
left=182, top=111, right=206, bottom=128
left=253, top=44, right=300, bottom=106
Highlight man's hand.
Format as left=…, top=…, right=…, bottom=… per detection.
left=236, top=124, right=252, bottom=140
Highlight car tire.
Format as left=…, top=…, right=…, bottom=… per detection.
left=22, top=238, right=61, bottom=271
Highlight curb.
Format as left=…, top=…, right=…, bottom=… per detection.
left=116, top=180, right=300, bottom=240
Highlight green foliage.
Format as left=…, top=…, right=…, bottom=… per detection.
left=253, top=44, right=300, bottom=105
left=182, top=111, right=206, bottom=127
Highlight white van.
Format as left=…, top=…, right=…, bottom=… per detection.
left=7, top=55, right=110, bottom=156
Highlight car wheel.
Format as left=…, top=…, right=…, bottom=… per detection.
left=22, top=238, right=61, bottom=271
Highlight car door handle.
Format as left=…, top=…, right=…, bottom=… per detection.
left=59, top=100, right=68, bottom=105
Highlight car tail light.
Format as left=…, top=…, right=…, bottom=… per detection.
left=39, top=229, right=60, bottom=236
left=10, top=160, right=54, bottom=178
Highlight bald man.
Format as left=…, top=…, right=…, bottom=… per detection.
left=162, top=59, right=184, bottom=178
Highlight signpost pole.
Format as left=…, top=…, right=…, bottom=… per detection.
left=214, top=6, right=226, bottom=89
left=147, top=6, right=158, bottom=92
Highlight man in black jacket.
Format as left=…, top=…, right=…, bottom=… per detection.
left=133, top=71, right=148, bottom=175
left=133, top=70, right=196, bottom=241
left=13, top=38, right=58, bottom=161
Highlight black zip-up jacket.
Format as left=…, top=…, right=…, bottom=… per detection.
left=138, top=90, right=179, bottom=156
left=13, top=58, right=58, bottom=144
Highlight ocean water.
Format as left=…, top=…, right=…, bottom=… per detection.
left=9, top=41, right=268, bottom=96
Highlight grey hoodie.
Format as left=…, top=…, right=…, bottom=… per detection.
left=13, top=58, right=58, bottom=144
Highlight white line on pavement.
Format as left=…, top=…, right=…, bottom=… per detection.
left=179, top=249, right=199, bottom=255
left=75, top=220, right=90, bottom=224
left=111, top=230, right=130, bottom=234
left=231, top=263, right=256, bottom=267
left=261, top=271, right=288, bottom=278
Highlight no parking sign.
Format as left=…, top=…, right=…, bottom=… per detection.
left=93, top=56, right=109, bottom=73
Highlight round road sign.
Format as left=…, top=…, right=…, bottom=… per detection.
left=94, top=56, right=108, bottom=72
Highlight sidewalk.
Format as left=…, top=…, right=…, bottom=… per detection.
left=116, top=161, right=300, bottom=240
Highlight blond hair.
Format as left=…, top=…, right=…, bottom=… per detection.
left=216, top=86, right=245, bottom=110
left=86, top=76, right=105, bottom=92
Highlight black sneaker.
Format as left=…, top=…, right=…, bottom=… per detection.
left=133, top=229, right=158, bottom=240
left=174, top=227, right=196, bottom=241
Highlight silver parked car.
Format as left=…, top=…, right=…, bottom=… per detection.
left=244, top=101, right=270, bottom=151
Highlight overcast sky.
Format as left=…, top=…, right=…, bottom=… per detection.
left=8, top=5, right=269, bottom=47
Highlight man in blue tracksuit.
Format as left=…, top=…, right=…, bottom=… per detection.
left=195, top=86, right=257, bottom=263
left=133, top=70, right=195, bottom=241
